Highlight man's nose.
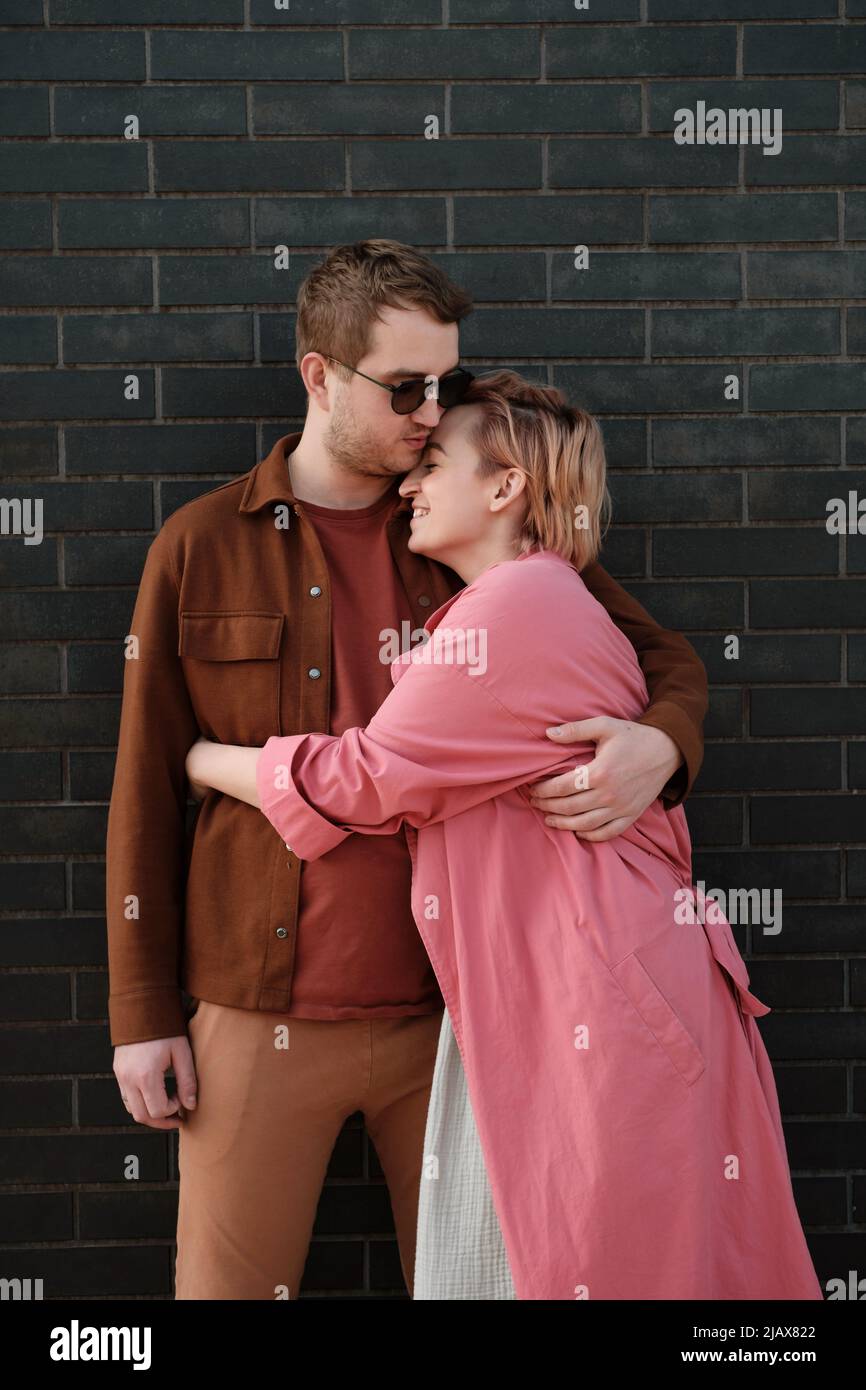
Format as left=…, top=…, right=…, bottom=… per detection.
left=409, top=395, right=445, bottom=429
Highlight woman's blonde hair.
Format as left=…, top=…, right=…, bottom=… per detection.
left=459, top=370, right=611, bottom=572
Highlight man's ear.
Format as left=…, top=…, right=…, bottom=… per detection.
left=299, top=351, right=331, bottom=410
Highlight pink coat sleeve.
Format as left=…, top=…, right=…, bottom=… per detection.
left=255, top=652, right=576, bottom=862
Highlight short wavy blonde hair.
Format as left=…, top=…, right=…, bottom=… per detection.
left=459, top=369, right=611, bottom=572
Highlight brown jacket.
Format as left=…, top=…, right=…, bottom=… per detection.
left=105, top=431, right=708, bottom=1046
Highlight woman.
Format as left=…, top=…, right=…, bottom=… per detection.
left=185, top=371, right=823, bottom=1301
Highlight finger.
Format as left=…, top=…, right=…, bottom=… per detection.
left=529, top=788, right=609, bottom=815
left=140, top=1074, right=182, bottom=1124
left=172, top=1042, right=198, bottom=1111
left=545, top=717, right=613, bottom=743
left=526, top=771, right=587, bottom=800
left=543, top=807, right=618, bottom=833
left=574, top=816, right=634, bottom=843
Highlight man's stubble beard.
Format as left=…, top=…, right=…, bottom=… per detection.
left=323, top=392, right=410, bottom=483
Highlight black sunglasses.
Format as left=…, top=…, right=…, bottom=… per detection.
left=321, top=357, right=475, bottom=415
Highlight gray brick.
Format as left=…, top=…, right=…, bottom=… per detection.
left=844, top=192, right=866, bottom=240
left=652, top=308, right=839, bottom=357
left=846, top=83, right=866, bottom=129
left=65, top=535, right=151, bottom=586
left=0, top=647, right=59, bottom=700
left=0, top=0, right=42, bottom=19
left=0, top=536, right=57, bottom=587
left=254, top=85, right=444, bottom=137
left=55, top=85, right=248, bottom=137
left=0, top=371, right=155, bottom=422
left=0, top=143, right=148, bottom=194
left=552, top=252, right=741, bottom=300
left=60, top=197, right=250, bottom=249
left=650, top=81, right=839, bottom=132
left=692, top=634, right=841, bottom=682
left=745, top=138, right=866, bottom=188
left=161, top=366, right=304, bottom=419
left=251, top=0, right=441, bottom=19
left=352, top=139, right=542, bottom=191
left=155, top=141, right=344, bottom=193
left=751, top=365, right=866, bottom=413
left=150, top=31, right=341, bottom=81
left=748, top=471, right=866, bottom=522
left=654, top=527, right=837, bottom=577
left=555, top=365, right=744, bottom=413
left=459, top=308, right=643, bottom=358
left=455, top=194, right=642, bottom=245
left=752, top=689, right=866, bottom=736
left=0, top=87, right=49, bottom=136
left=548, top=26, right=736, bottom=78
left=65, top=423, right=255, bottom=474
left=609, top=472, right=742, bottom=523
left=349, top=30, right=538, bottom=80
left=158, top=254, right=315, bottom=307
left=0, top=481, right=151, bottom=529
left=64, top=313, right=253, bottom=363
left=550, top=138, right=738, bottom=189
left=649, top=192, right=837, bottom=243
left=255, top=195, right=447, bottom=247
left=0, top=200, right=52, bottom=250
left=745, top=24, right=866, bottom=75
left=453, top=84, right=641, bottom=135
left=451, top=0, right=637, bottom=16
left=751, top=580, right=866, bottom=628
left=0, top=32, right=145, bottom=80
left=0, top=316, right=57, bottom=365
left=652, top=417, right=840, bottom=468
left=0, top=258, right=151, bottom=308
left=652, top=0, right=835, bottom=13
left=53, top=0, right=240, bottom=16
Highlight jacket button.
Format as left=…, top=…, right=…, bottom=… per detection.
left=276, top=927, right=288, bottom=938
left=285, top=842, right=292, bottom=852
left=308, top=667, right=321, bottom=679
left=309, top=586, right=321, bottom=597
left=418, top=595, right=431, bottom=606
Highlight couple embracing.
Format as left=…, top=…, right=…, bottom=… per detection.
left=108, top=239, right=821, bottom=1301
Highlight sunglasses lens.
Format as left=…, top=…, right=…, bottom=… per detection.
left=392, top=381, right=426, bottom=414
left=391, top=368, right=473, bottom=414
left=438, top=369, right=473, bottom=408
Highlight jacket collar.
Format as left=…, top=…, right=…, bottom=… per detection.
left=238, top=429, right=411, bottom=519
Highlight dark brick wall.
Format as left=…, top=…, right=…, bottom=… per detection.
left=0, top=2, right=863, bottom=1301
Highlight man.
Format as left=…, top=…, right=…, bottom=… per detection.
left=107, top=239, right=707, bottom=1299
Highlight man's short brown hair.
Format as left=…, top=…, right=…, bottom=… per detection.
left=294, top=239, right=474, bottom=380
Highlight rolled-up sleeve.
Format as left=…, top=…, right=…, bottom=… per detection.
left=256, top=650, right=576, bottom=862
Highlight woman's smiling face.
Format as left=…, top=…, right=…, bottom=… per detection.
left=398, top=403, right=528, bottom=582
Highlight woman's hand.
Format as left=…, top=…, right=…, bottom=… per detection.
left=185, top=736, right=214, bottom=803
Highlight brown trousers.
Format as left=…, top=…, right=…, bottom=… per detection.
left=174, top=999, right=444, bottom=1299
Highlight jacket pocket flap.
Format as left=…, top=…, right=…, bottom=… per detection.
left=611, top=947, right=706, bottom=1086
left=699, top=912, right=771, bottom=1018
left=179, top=611, right=284, bottom=661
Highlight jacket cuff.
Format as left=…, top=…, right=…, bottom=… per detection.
left=637, top=700, right=701, bottom=808
left=256, top=735, right=352, bottom=860
left=108, top=985, right=187, bottom=1047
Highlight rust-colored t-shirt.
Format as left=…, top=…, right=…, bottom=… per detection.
left=285, top=488, right=444, bottom=1019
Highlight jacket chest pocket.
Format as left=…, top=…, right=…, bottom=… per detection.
left=610, top=927, right=706, bottom=1089
left=179, top=610, right=284, bottom=745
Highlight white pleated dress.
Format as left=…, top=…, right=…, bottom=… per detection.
left=413, top=1006, right=517, bottom=1300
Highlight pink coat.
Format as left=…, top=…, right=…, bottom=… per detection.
left=256, top=549, right=823, bottom=1301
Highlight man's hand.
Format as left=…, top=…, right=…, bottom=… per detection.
left=526, top=717, right=682, bottom=842
left=113, top=1036, right=197, bottom=1130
